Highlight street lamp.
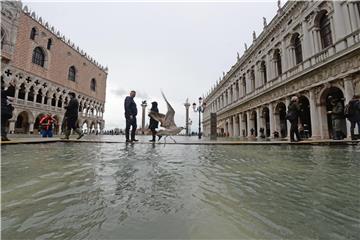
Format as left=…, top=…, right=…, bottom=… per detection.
left=193, top=97, right=206, bottom=139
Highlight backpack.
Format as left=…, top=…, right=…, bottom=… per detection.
left=344, top=103, right=354, bottom=118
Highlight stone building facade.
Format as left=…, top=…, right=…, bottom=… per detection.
left=1, top=1, right=107, bottom=134
left=203, top=1, right=360, bottom=140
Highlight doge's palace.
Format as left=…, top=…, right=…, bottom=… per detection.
left=1, top=1, right=108, bottom=134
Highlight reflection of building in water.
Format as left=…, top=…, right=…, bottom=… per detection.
left=1, top=2, right=108, bottom=134
left=203, top=1, right=360, bottom=139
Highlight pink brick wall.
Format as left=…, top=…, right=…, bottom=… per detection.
left=12, top=12, right=107, bottom=103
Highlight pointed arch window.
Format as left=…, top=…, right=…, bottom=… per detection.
left=90, top=78, right=96, bottom=91
left=47, top=38, right=52, bottom=50
left=32, top=47, right=45, bottom=67
left=30, top=27, right=37, bottom=40
left=68, top=66, right=76, bottom=81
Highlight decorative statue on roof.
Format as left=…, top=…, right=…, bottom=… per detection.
left=253, top=31, right=256, bottom=41
left=263, top=17, right=267, bottom=27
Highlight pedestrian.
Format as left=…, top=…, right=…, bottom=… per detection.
left=327, top=96, right=344, bottom=140
left=148, top=101, right=159, bottom=142
left=345, top=95, right=360, bottom=140
left=286, top=96, right=301, bottom=142
left=124, top=90, right=138, bottom=142
left=62, top=92, right=84, bottom=140
left=39, top=113, right=57, bottom=138
left=1, top=88, right=14, bottom=141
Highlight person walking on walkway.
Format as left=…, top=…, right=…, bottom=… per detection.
left=327, top=96, right=345, bottom=140
left=62, top=92, right=84, bottom=140
left=345, top=95, right=360, bottom=140
left=124, top=90, right=138, bottom=142
left=39, top=114, right=57, bottom=138
left=1, top=88, right=14, bottom=141
left=148, top=101, right=159, bottom=142
left=287, top=96, right=301, bottom=142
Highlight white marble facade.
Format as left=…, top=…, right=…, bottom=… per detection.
left=203, top=1, right=360, bottom=139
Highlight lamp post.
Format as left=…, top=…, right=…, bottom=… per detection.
left=193, top=97, right=206, bottom=139
left=184, top=98, right=191, bottom=136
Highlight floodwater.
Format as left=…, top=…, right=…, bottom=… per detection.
left=1, top=140, right=360, bottom=239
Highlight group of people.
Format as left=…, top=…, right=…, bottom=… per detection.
left=124, top=90, right=160, bottom=143
left=286, top=94, right=360, bottom=142
left=1, top=88, right=84, bottom=141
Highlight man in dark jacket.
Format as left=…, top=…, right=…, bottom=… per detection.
left=1, top=88, right=14, bottom=141
left=347, top=95, right=360, bottom=140
left=327, top=96, right=344, bottom=140
left=62, top=92, right=84, bottom=140
left=287, top=96, right=301, bottom=142
left=124, top=90, right=138, bottom=142
left=148, top=101, right=159, bottom=142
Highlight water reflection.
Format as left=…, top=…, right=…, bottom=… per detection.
left=1, top=143, right=360, bottom=239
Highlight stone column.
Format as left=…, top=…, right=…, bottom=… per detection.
left=33, top=91, right=38, bottom=103
left=232, top=84, right=237, bottom=102
left=302, top=20, right=312, bottom=59
left=255, top=63, right=261, bottom=89
left=14, top=86, right=20, bottom=99
left=266, top=54, right=272, bottom=81
left=333, top=1, right=347, bottom=51
left=268, top=102, right=274, bottom=138
left=246, top=71, right=252, bottom=94
left=55, top=96, right=60, bottom=108
left=353, top=2, right=360, bottom=30
left=318, top=103, right=328, bottom=139
left=229, top=118, right=233, bottom=137
left=285, top=98, right=291, bottom=138
left=281, top=40, right=288, bottom=72
left=344, top=76, right=355, bottom=138
left=312, top=28, right=320, bottom=54
left=141, top=101, right=147, bottom=134
left=256, top=107, right=262, bottom=137
left=233, top=115, right=239, bottom=137
left=41, top=96, right=45, bottom=105
left=238, top=79, right=242, bottom=98
left=184, top=100, right=190, bottom=136
left=24, top=89, right=29, bottom=102
left=29, top=122, right=34, bottom=134
left=309, top=89, right=321, bottom=139
left=247, top=111, right=251, bottom=137
left=349, top=2, right=359, bottom=31
left=239, top=113, right=244, bottom=137
left=9, top=120, right=15, bottom=134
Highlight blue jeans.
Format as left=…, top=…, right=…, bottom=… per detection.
left=41, top=129, right=53, bottom=138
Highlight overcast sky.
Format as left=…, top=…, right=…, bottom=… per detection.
left=25, top=0, right=279, bottom=131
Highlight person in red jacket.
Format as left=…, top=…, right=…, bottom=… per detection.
left=39, top=114, right=57, bottom=138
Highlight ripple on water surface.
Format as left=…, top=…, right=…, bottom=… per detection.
left=1, top=143, right=360, bottom=239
